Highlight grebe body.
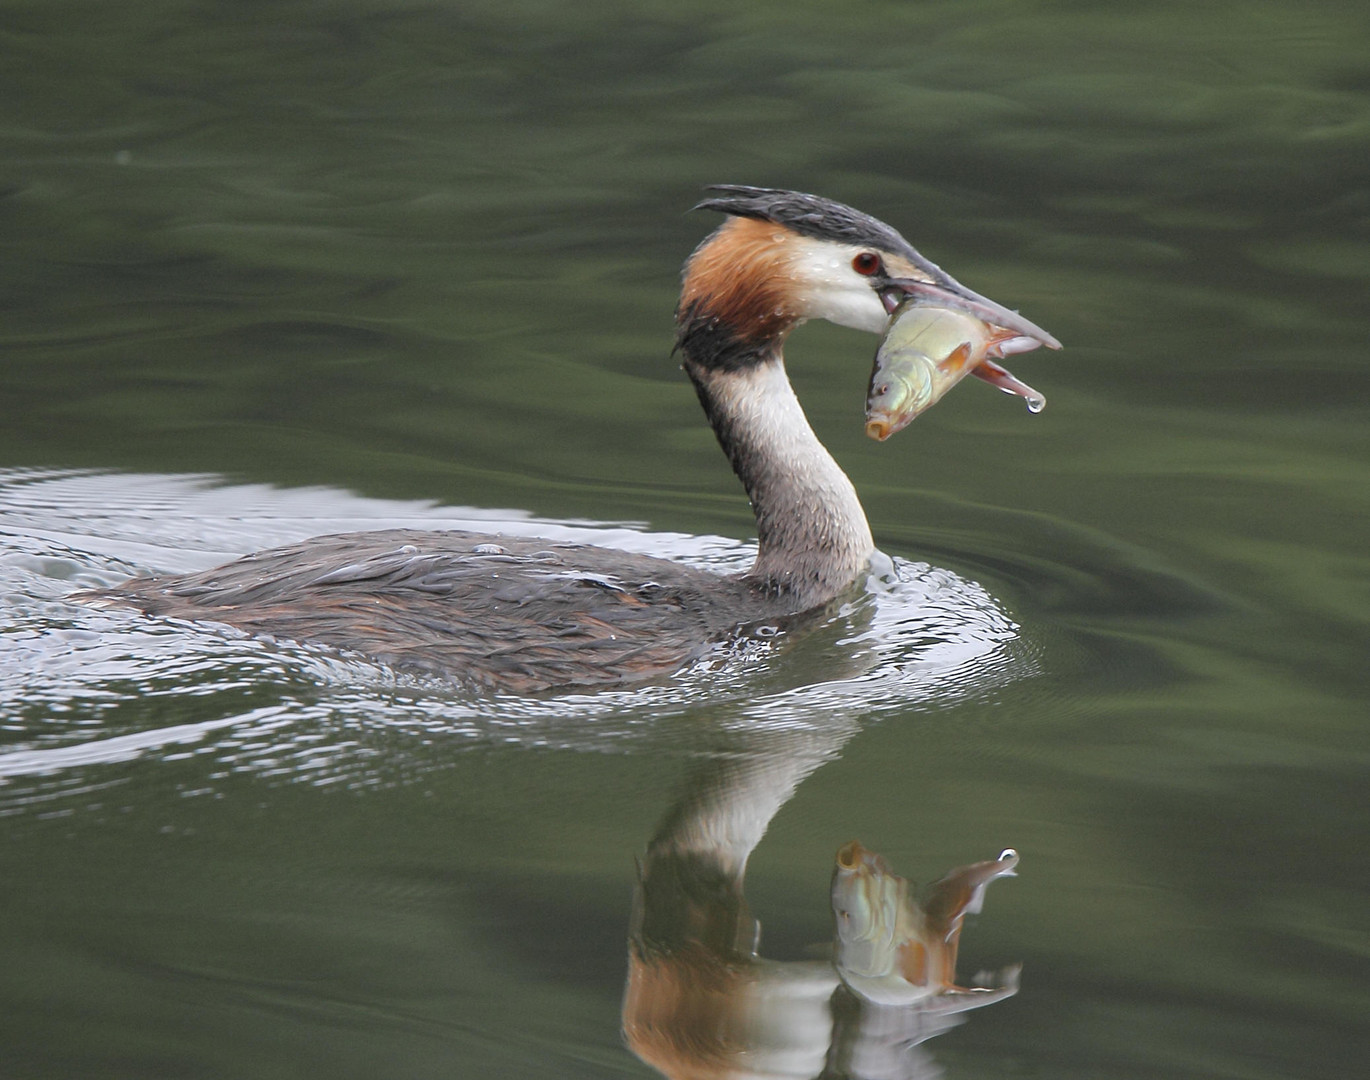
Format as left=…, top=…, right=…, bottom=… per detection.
left=104, top=529, right=789, bottom=691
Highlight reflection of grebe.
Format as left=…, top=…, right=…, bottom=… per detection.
left=624, top=734, right=1022, bottom=1079
left=82, top=187, right=1057, bottom=693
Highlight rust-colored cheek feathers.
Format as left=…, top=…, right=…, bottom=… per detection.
left=678, top=217, right=801, bottom=344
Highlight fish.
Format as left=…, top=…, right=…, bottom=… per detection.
left=831, top=840, right=1021, bottom=1007
left=865, top=299, right=1050, bottom=441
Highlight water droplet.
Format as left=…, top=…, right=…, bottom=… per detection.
left=1026, top=394, right=1045, bottom=414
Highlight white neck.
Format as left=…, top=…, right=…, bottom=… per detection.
left=686, top=355, right=874, bottom=609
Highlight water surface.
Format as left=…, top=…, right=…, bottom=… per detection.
left=2, top=2, right=1368, bottom=1077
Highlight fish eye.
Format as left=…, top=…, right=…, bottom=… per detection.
left=852, top=252, right=882, bottom=276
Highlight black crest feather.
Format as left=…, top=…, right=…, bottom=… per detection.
left=693, top=184, right=921, bottom=261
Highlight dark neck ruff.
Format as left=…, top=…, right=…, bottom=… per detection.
left=674, top=298, right=778, bottom=374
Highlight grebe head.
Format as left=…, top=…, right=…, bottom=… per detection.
left=677, top=185, right=1060, bottom=368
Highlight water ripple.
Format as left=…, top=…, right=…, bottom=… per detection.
left=0, top=468, right=1025, bottom=815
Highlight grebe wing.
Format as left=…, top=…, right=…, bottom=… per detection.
left=87, top=530, right=757, bottom=693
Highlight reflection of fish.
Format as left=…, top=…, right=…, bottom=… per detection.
left=865, top=301, right=1048, bottom=441
left=832, top=841, right=1020, bottom=1006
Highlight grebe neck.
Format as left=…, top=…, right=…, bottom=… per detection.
left=681, top=345, right=874, bottom=610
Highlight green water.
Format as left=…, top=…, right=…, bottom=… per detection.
left=3, top=1, right=1368, bottom=1077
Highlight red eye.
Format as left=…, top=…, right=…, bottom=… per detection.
left=852, top=252, right=881, bottom=276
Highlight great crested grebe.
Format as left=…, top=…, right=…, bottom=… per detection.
left=83, top=186, right=1059, bottom=693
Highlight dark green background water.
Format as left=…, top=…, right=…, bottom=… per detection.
left=3, top=2, right=1368, bottom=1077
